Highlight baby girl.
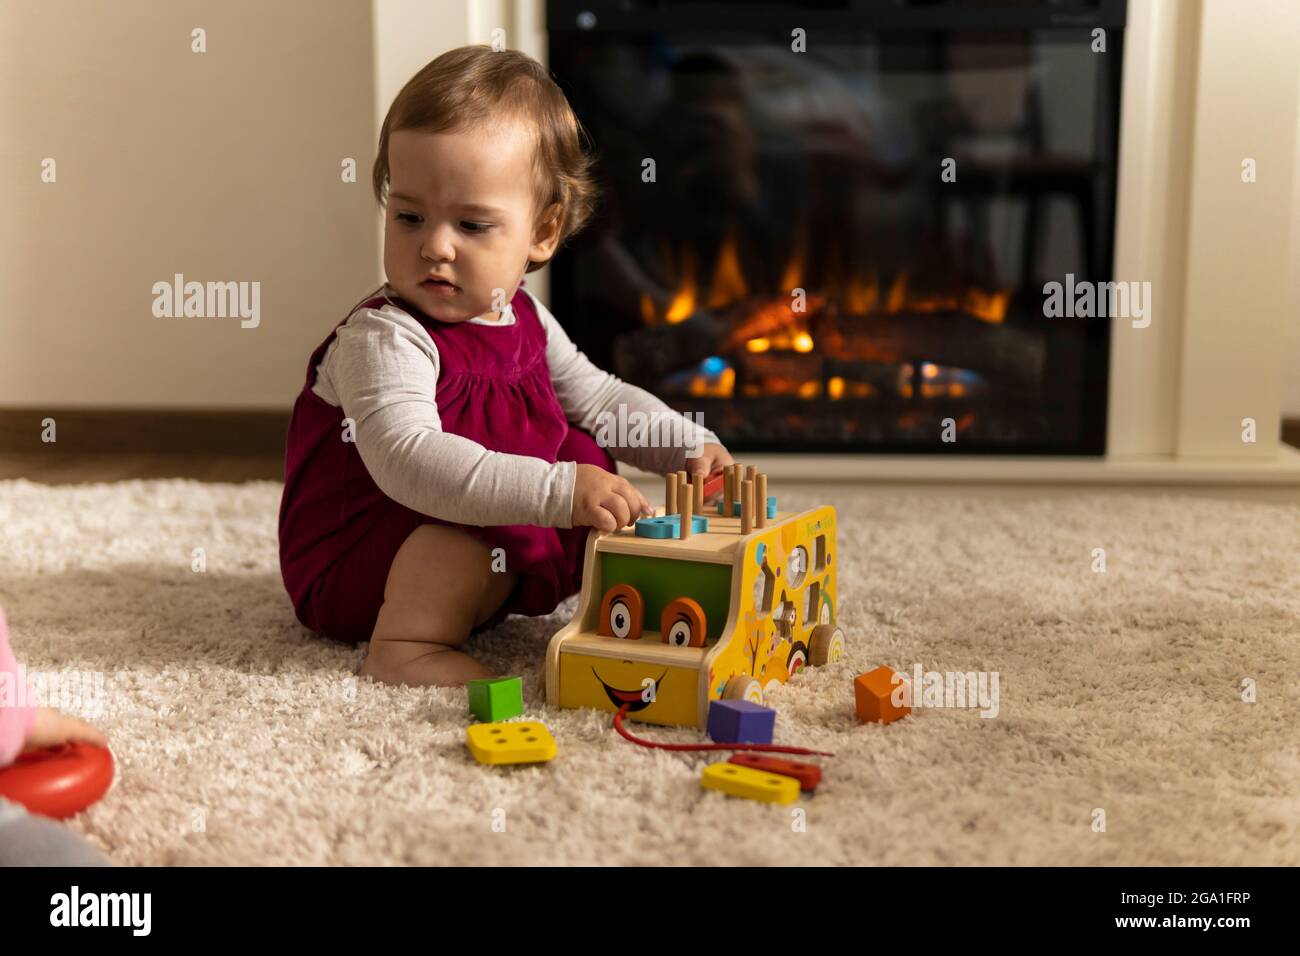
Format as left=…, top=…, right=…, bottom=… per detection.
left=278, top=45, right=734, bottom=688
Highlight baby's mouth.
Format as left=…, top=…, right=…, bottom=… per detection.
left=421, top=277, right=458, bottom=291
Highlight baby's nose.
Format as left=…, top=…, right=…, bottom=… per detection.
left=423, top=225, right=458, bottom=261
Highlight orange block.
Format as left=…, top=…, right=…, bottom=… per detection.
left=854, top=666, right=911, bottom=724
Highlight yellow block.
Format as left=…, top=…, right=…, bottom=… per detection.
left=700, top=761, right=799, bottom=805
left=466, top=721, right=557, bottom=765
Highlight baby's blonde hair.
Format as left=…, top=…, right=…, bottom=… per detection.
left=372, top=45, right=599, bottom=274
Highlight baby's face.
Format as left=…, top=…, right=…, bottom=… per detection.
left=383, top=123, right=560, bottom=323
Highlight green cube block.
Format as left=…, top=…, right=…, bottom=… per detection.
left=467, top=676, right=524, bottom=722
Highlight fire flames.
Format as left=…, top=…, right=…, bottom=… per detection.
left=643, top=232, right=1009, bottom=401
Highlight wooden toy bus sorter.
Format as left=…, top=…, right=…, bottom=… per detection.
left=545, top=465, right=845, bottom=729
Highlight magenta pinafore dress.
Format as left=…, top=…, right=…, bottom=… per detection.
left=277, top=285, right=616, bottom=644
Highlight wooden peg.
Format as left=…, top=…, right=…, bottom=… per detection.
left=678, top=475, right=689, bottom=520
left=756, top=473, right=768, bottom=527
left=746, top=465, right=757, bottom=487
left=741, top=479, right=753, bottom=534
left=692, top=471, right=704, bottom=512
left=723, top=467, right=733, bottom=514
left=680, top=490, right=693, bottom=539
left=665, top=473, right=678, bottom=515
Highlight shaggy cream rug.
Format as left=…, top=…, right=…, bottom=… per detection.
left=0, top=477, right=1296, bottom=866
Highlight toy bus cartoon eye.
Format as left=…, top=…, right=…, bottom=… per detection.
left=661, top=597, right=707, bottom=648
left=598, top=583, right=644, bottom=640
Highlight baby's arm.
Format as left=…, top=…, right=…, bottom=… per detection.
left=531, top=291, right=721, bottom=474
left=316, top=305, right=579, bottom=528
left=0, top=607, right=37, bottom=766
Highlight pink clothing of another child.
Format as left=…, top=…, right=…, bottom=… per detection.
left=0, top=606, right=37, bottom=767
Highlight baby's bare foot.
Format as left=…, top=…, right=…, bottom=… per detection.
left=359, top=641, right=494, bottom=688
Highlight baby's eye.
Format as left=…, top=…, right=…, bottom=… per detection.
left=460, top=221, right=493, bottom=234
left=395, top=212, right=421, bottom=226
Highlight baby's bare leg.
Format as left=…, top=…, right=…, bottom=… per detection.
left=359, top=524, right=520, bottom=688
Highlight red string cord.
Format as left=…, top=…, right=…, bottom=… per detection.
left=612, top=704, right=834, bottom=756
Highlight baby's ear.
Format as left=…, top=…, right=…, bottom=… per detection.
left=530, top=204, right=564, bottom=259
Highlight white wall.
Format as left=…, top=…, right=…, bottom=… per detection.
left=1174, top=0, right=1299, bottom=454
left=0, top=0, right=378, bottom=409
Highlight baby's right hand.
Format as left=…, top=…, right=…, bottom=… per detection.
left=23, top=707, right=109, bottom=752
left=572, top=464, right=654, bottom=532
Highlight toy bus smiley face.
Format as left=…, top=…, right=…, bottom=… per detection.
left=597, top=583, right=644, bottom=640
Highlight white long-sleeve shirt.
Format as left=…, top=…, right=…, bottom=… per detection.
left=310, top=285, right=719, bottom=529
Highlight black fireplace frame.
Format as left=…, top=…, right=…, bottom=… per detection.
left=545, top=0, right=1127, bottom=456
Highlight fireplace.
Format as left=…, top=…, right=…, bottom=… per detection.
left=546, top=0, right=1126, bottom=454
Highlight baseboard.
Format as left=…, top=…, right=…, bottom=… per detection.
left=0, top=408, right=290, bottom=456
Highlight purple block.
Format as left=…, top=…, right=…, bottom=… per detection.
left=707, top=699, right=775, bottom=745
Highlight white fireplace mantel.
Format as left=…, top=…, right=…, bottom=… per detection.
left=1104, top=0, right=1300, bottom=482
left=373, top=0, right=1300, bottom=486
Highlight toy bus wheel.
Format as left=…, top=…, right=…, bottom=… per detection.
left=809, top=624, right=845, bottom=666
left=723, top=676, right=764, bottom=705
